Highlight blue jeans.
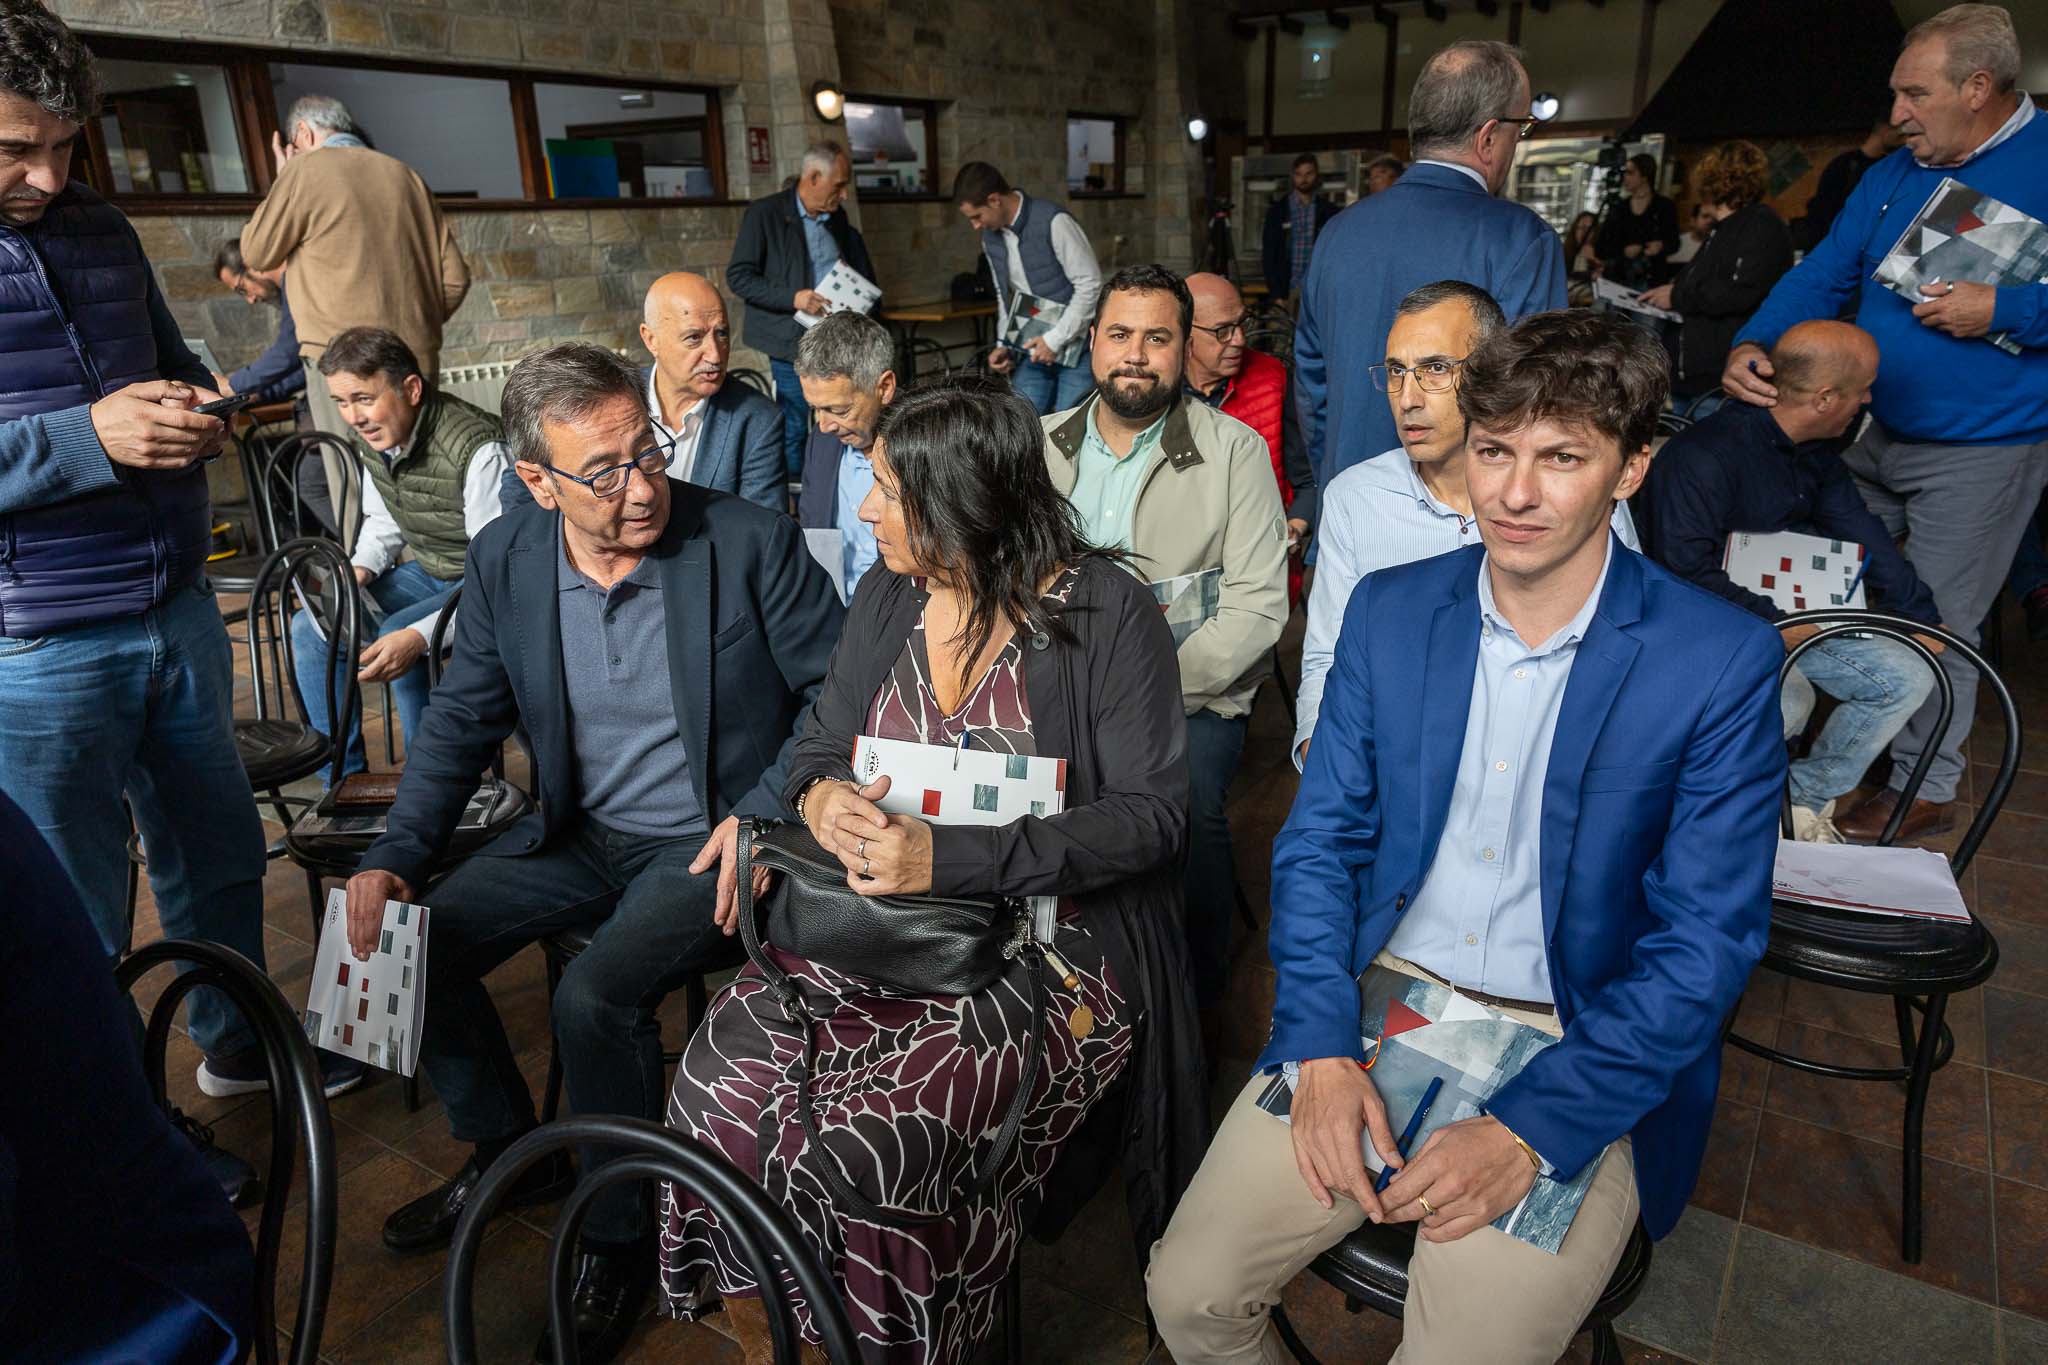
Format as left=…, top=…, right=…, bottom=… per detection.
left=1184, top=708, right=1249, bottom=1009
left=290, top=560, right=456, bottom=778
left=770, top=357, right=809, bottom=479
left=419, top=817, right=733, bottom=1244
left=0, top=579, right=267, bottom=1057
left=1008, top=349, right=1096, bottom=415
left=1780, top=634, right=1935, bottom=810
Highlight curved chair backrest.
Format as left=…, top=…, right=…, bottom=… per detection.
left=901, top=336, right=954, bottom=382
left=1778, top=610, right=2021, bottom=873
left=266, top=431, right=365, bottom=551
left=1246, top=326, right=1293, bottom=365
left=248, top=537, right=363, bottom=789
left=427, top=582, right=462, bottom=689
left=731, top=367, right=774, bottom=398
left=1654, top=410, right=1693, bottom=439
left=445, top=1115, right=860, bottom=1365
left=116, top=939, right=338, bottom=1365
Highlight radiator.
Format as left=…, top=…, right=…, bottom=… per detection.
left=436, top=361, right=518, bottom=416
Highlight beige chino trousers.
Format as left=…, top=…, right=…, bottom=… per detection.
left=1147, top=953, right=1640, bottom=1364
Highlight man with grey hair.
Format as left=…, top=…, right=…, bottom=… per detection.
left=1293, top=39, right=1565, bottom=502
left=1723, top=3, right=2047, bottom=844
left=794, top=309, right=898, bottom=599
left=728, top=138, right=880, bottom=479
left=345, top=341, right=841, bottom=1365
left=278, top=92, right=366, bottom=156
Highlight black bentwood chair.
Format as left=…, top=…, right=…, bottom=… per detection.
left=1271, top=1220, right=1652, bottom=1365
left=1726, top=611, right=2014, bottom=1264
left=118, top=939, right=339, bottom=1365
left=445, top=1115, right=860, bottom=1365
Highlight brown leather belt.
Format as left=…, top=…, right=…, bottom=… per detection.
left=1404, top=959, right=1556, bottom=1017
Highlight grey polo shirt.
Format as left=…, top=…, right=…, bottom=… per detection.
left=557, top=529, right=708, bottom=840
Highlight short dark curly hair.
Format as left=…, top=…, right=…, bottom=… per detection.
left=1457, top=308, right=1670, bottom=457
left=0, top=2, right=99, bottom=124
left=1099, top=263, right=1193, bottom=338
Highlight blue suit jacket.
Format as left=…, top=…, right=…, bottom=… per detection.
left=1293, top=162, right=1567, bottom=499
left=361, top=479, right=843, bottom=887
left=795, top=424, right=845, bottom=531
left=645, top=366, right=786, bottom=512
left=1261, top=544, right=1784, bottom=1239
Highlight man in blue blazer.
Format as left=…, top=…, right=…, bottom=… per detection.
left=1294, top=39, right=1567, bottom=508
left=345, top=344, right=842, bottom=1365
left=1151, top=312, right=1784, bottom=1363
left=638, top=271, right=786, bottom=511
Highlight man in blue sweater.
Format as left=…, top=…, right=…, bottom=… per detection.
left=1722, top=4, right=2047, bottom=844
left=1293, top=39, right=1565, bottom=505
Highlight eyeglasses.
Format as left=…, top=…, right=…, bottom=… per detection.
left=1191, top=317, right=1249, bottom=343
left=539, top=429, right=676, bottom=499
left=1369, top=358, right=1466, bottom=393
left=1498, top=116, right=1543, bottom=142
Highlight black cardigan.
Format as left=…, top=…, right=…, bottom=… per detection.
left=1668, top=203, right=1794, bottom=385
left=781, top=555, right=1209, bottom=1264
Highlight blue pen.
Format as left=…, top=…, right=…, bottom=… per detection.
left=1374, top=1074, right=1444, bottom=1195
left=1844, top=554, right=1872, bottom=603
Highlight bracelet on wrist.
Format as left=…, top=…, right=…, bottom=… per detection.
left=1492, top=1116, right=1544, bottom=1172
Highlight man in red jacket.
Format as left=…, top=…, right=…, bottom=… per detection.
left=1184, top=272, right=1314, bottom=604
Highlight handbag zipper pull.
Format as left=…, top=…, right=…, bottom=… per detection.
left=1040, top=944, right=1095, bottom=1039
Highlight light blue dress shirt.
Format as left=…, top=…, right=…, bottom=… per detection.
left=795, top=189, right=840, bottom=287
left=1069, top=406, right=1166, bottom=551
left=1295, top=447, right=1640, bottom=765
left=835, top=443, right=878, bottom=596
left=1383, top=543, right=1614, bottom=1004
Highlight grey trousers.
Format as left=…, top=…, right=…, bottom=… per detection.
left=301, top=354, right=362, bottom=544
left=1840, top=420, right=2048, bottom=803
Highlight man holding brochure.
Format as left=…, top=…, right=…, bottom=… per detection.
left=957, top=160, right=1105, bottom=414
left=1148, top=311, right=1785, bottom=1363
left=342, top=344, right=841, bottom=1365
left=1042, top=265, right=1288, bottom=1017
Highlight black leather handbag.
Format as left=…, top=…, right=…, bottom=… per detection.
left=733, top=817, right=1045, bottom=1227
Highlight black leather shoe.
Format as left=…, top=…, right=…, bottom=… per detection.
left=531, top=1244, right=654, bottom=1365
left=381, top=1149, right=575, bottom=1255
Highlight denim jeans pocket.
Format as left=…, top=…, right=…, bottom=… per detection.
left=0, top=632, right=49, bottom=658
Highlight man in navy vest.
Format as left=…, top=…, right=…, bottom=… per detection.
left=954, top=161, right=1104, bottom=415
left=0, top=7, right=359, bottom=1109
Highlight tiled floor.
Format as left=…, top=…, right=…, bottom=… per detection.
left=129, top=593, right=2046, bottom=1363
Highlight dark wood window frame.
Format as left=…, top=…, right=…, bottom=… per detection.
left=839, top=93, right=942, bottom=204
left=1066, top=110, right=1139, bottom=200
left=75, top=32, right=733, bottom=214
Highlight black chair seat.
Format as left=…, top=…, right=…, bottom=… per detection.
left=237, top=717, right=332, bottom=790
left=284, top=776, right=533, bottom=877
left=1763, top=897, right=1999, bottom=995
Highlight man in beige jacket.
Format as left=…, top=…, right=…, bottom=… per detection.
left=242, top=94, right=470, bottom=528
left=1043, top=263, right=1288, bottom=1021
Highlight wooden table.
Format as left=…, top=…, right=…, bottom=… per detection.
left=879, top=298, right=999, bottom=379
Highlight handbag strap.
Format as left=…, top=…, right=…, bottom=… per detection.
left=735, top=819, right=1048, bottom=1228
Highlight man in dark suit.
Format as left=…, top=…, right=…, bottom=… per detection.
left=1294, top=39, right=1567, bottom=502
left=726, top=140, right=880, bottom=479
left=1260, top=152, right=1339, bottom=300
left=1151, top=311, right=1784, bottom=1362
left=344, top=344, right=843, bottom=1365
left=638, top=271, right=784, bottom=511
left=793, top=310, right=898, bottom=601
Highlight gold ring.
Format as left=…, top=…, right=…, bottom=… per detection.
left=1418, top=1194, right=1436, bottom=1218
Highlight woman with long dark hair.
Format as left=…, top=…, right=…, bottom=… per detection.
left=658, top=380, right=1203, bottom=1364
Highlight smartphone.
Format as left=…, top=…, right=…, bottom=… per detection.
left=194, top=392, right=254, bottom=418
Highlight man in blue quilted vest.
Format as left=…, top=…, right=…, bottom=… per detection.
left=955, top=160, right=1104, bottom=415
left=0, top=8, right=361, bottom=1108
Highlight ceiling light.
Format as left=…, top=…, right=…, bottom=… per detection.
left=1186, top=116, right=1210, bottom=142
left=1532, top=91, right=1561, bottom=122
left=812, top=82, right=844, bottom=123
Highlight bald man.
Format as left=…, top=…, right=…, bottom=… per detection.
left=639, top=271, right=785, bottom=512
left=1184, top=273, right=1315, bottom=555
left=1641, top=320, right=1943, bottom=843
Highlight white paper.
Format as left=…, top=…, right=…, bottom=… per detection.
left=1723, top=530, right=1868, bottom=613
left=803, top=528, right=846, bottom=602
left=1593, top=277, right=1680, bottom=321
left=999, top=288, right=1087, bottom=369
left=303, top=889, right=431, bottom=1076
left=796, top=259, right=882, bottom=329
left=1772, top=840, right=1969, bottom=923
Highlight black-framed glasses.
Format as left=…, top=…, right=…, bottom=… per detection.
left=1191, top=317, right=1249, bottom=343
left=1369, top=358, right=1466, bottom=393
left=538, top=428, right=675, bottom=499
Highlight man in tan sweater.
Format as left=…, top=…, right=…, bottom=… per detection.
left=243, top=93, right=470, bottom=526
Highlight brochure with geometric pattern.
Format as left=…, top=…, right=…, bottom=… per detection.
left=303, top=889, right=429, bottom=1077
left=1873, top=175, right=2048, bottom=356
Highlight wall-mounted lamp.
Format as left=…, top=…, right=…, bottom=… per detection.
left=812, top=81, right=845, bottom=122
left=1186, top=115, right=1210, bottom=142
left=1531, top=91, right=1561, bottom=122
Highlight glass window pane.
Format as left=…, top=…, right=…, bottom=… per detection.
left=95, top=59, right=249, bottom=194
left=270, top=63, right=523, bottom=199
left=845, top=100, right=928, bottom=196
left=1067, top=117, right=1118, bottom=193
left=533, top=83, right=712, bottom=200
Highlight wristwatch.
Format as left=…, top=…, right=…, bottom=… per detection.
left=793, top=775, right=836, bottom=826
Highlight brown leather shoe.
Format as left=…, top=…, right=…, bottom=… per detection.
left=1836, top=788, right=1956, bottom=845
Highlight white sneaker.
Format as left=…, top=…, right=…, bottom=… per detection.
left=1792, top=800, right=1845, bottom=844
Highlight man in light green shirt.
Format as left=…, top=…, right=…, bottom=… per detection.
left=1069, top=407, right=1167, bottom=550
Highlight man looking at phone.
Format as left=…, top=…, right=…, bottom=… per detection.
left=0, top=6, right=362, bottom=1122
